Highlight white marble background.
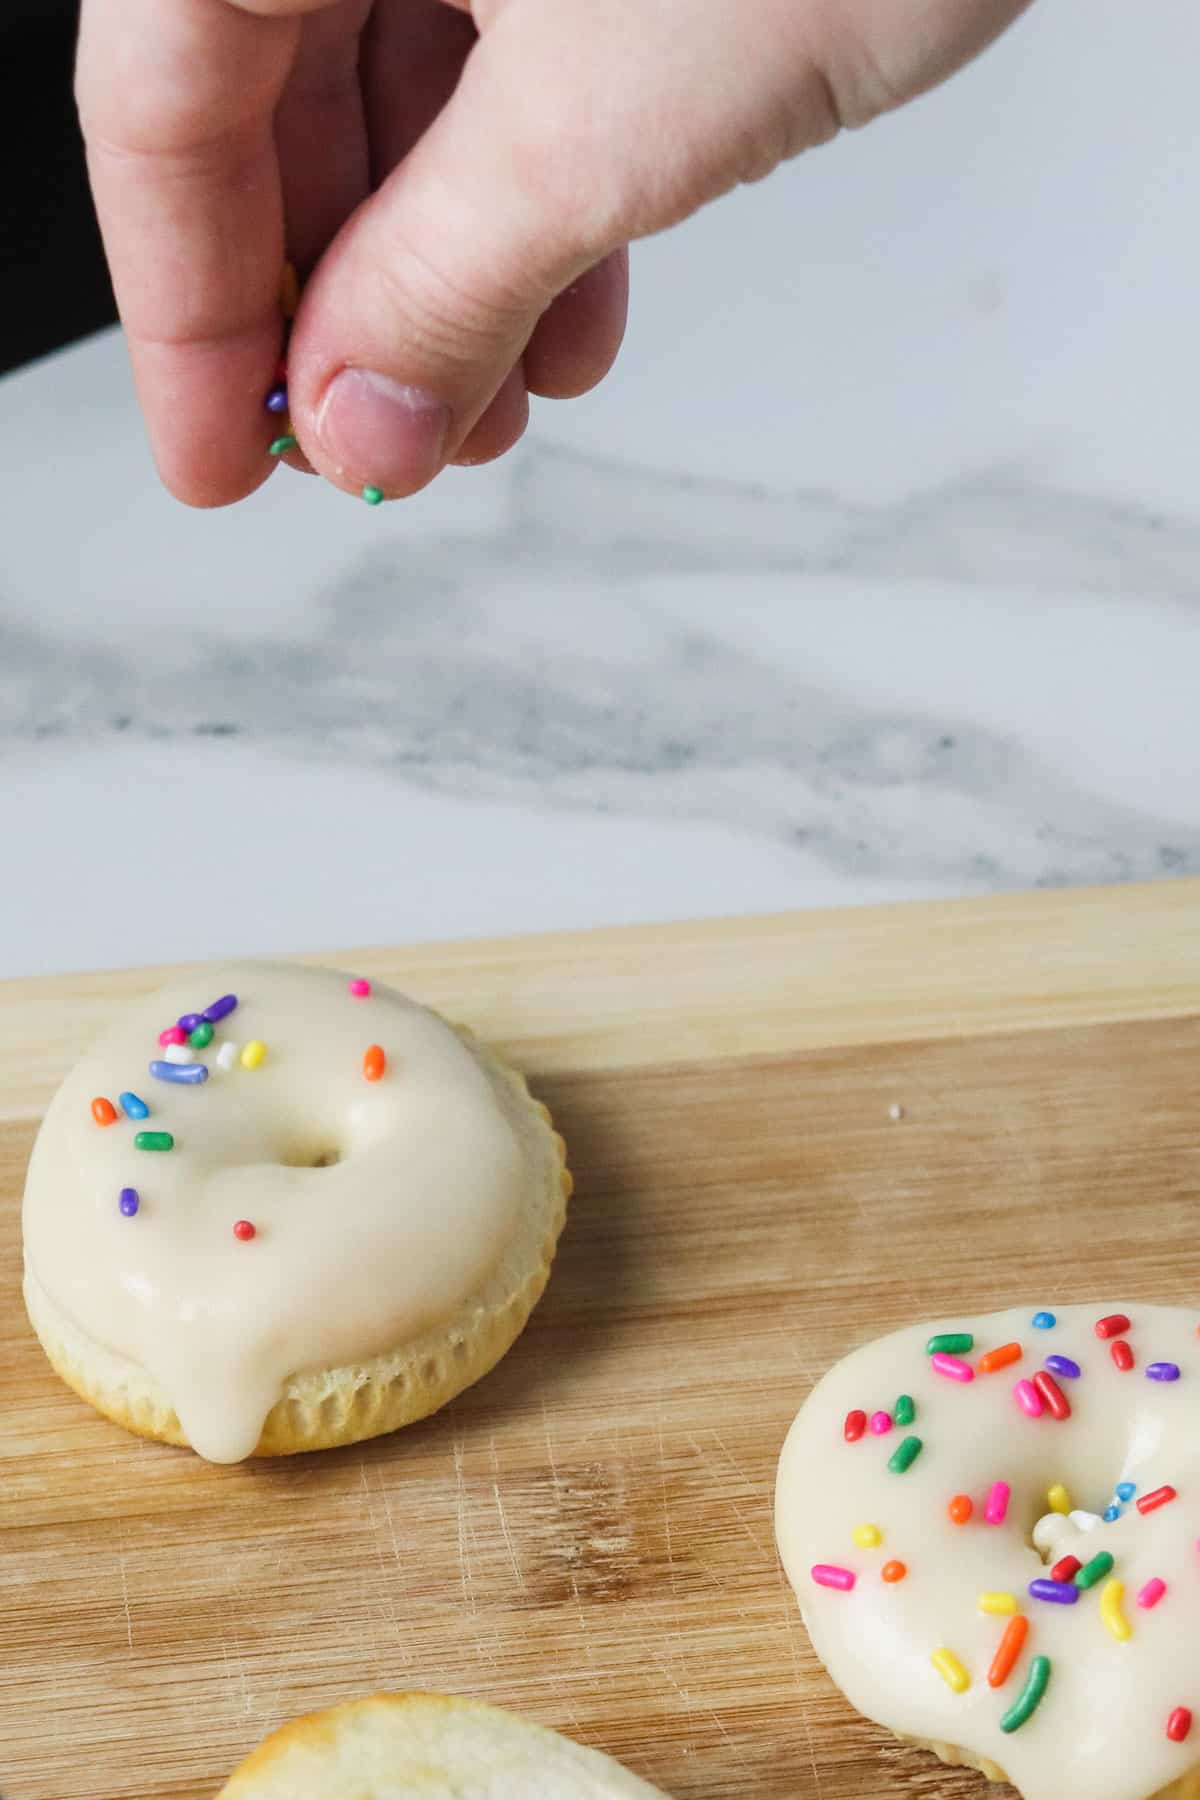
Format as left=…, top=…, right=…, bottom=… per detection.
left=0, top=0, right=1197, bottom=979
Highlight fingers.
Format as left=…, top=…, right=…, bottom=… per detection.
left=274, top=2, right=373, bottom=273
left=524, top=251, right=630, bottom=400
left=450, top=364, right=530, bottom=466
left=78, top=0, right=301, bottom=505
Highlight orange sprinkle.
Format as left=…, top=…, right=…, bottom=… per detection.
left=978, top=1342, right=1022, bottom=1374
left=881, top=1560, right=907, bottom=1583
left=91, top=1096, right=118, bottom=1127
left=948, top=1494, right=973, bottom=1525
left=988, top=1614, right=1029, bottom=1689
left=363, top=1044, right=386, bottom=1083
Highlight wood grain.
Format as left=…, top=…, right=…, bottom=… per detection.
left=1, top=880, right=1198, bottom=1799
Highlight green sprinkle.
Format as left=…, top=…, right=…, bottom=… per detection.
left=926, top=1332, right=974, bottom=1356
left=894, top=1394, right=916, bottom=1426
left=1075, top=1551, right=1115, bottom=1590
left=1000, top=1655, right=1051, bottom=1734
left=268, top=434, right=297, bottom=456
left=188, top=1021, right=214, bottom=1049
left=362, top=484, right=384, bottom=506
left=887, top=1435, right=923, bottom=1474
left=135, top=1131, right=174, bottom=1153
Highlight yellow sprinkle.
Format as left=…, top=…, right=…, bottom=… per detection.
left=1100, top=1579, right=1132, bottom=1642
left=1047, top=1483, right=1072, bottom=1516
left=977, top=1592, right=1019, bottom=1615
left=240, top=1040, right=267, bottom=1071
left=852, top=1524, right=882, bottom=1549
left=931, top=1648, right=970, bottom=1694
left=280, top=261, right=301, bottom=320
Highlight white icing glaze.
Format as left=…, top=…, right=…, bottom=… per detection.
left=776, top=1304, right=1200, bottom=1800
left=23, top=964, right=526, bottom=1463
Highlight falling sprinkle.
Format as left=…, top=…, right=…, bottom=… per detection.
left=204, top=998, right=239, bottom=1028
left=349, top=978, right=372, bottom=998
left=216, top=1042, right=238, bottom=1073
left=232, top=1220, right=257, bottom=1243
left=363, top=1044, right=387, bottom=1082
left=1167, top=1708, right=1193, bottom=1744
left=188, top=1021, right=214, bottom=1049
left=163, top=1044, right=196, bottom=1066
left=852, top=1524, right=882, bottom=1549
left=887, top=1103, right=904, bottom=1121
left=241, top=1041, right=267, bottom=1071
left=149, top=1060, right=209, bottom=1086
left=362, top=485, right=385, bottom=506
left=118, top=1188, right=139, bottom=1217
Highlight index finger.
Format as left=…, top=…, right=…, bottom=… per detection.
left=77, top=0, right=299, bottom=505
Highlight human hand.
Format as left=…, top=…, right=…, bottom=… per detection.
left=77, top=0, right=1031, bottom=507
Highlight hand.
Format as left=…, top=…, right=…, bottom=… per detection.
left=77, top=0, right=1031, bottom=507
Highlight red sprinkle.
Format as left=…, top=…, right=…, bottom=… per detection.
left=1111, top=1339, right=1135, bottom=1371
left=1167, top=1707, right=1193, bottom=1744
left=843, top=1409, right=867, bottom=1443
left=1050, top=1554, right=1082, bottom=1584
left=159, top=1024, right=187, bottom=1047
left=948, top=1494, right=973, bottom=1525
left=232, top=1220, right=257, bottom=1242
left=1095, top=1313, right=1131, bottom=1339
left=363, top=1044, right=386, bottom=1082
left=1033, top=1370, right=1071, bottom=1419
left=880, top=1559, right=907, bottom=1583
left=91, top=1096, right=118, bottom=1127
left=978, top=1342, right=1022, bottom=1374
left=1137, top=1485, right=1177, bottom=1516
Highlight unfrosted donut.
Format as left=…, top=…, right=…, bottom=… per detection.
left=23, top=963, right=569, bottom=1463
left=776, top=1303, right=1200, bottom=1800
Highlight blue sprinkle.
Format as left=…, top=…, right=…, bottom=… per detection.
left=1115, top=1482, right=1136, bottom=1501
left=149, top=1060, right=209, bottom=1086
left=1045, top=1354, right=1080, bottom=1379
left=203, top=993, right=239, bottom=1024
left=119, top=1091, right=149, bottom=1120
left=177, top=1013, right=205, bottom=1033
left=1032, top=1311, right=1057, bottom=1330
left=1029, top=1578, right=1079, bottom=1605
left=1147, top=1362, right=1181, bottom=1382
left=1103, top=1504, right=1121, bottom=1522
left=118, top=1187, right=139, bottom=1217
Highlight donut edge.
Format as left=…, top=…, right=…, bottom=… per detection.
left=214, top=1692, right=667, bottom=1798
left=23, top=1023, right=571, bottom=1458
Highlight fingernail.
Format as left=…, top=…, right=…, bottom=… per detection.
left=316, top=368, right=449, bottom=496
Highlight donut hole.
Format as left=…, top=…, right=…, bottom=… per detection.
left=278, top=1141, right=343, bottom=1170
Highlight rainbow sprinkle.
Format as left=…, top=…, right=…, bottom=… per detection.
left=811, top=1564, right=855, bottom=1592
left=1031, top=1311, right=1056, bottom=1329
left=1099, top=1579, right=1132, bottom=1641
left=985, top=1482, right=1010, bottom=1526
left=926, top=1332, right=973, bottom=1356
left=931, top=1649, right=970, bottom=1694
left=887, top=1436, right=922, bottom=1474
left=1137, top=1578, right=1166, bottom=1610
left=1000, top=1656, right=1051, bottom=1733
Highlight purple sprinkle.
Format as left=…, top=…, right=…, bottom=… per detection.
left=118, top=1188, right=139, bottom=1217
left=202, top=993, right=239, bottom=1024
left=177, top=1013, right=205, bottom=1033
left=1045, top=1355, right=1081, bottom=1380
left=149, top=1060, right=209, bottom=1086
left=1147, top=1361, right=1181, bottom=1382
left=1029, top=1578, right=1079, bottom=1605
left=265, top=384, right=289, bottom=414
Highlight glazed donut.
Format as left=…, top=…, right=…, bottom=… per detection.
left=216, top=1692, right=668, bottom=1798
left=23, top=963, right=569, bottom=1463
left=776, top=1303, right=1200, bottom=1800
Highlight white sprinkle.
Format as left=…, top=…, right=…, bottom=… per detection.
left=888, top=1103, right=904, bottom=1121
left=216, top=1042, right=238, bottom=1073
left=163, top=1044, right=195, bottom=1065
left=1070, top=1509, right=1103, bottom=1534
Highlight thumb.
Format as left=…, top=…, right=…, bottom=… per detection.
left=287, top=16, right=614, bottom=499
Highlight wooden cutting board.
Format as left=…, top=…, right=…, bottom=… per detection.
left=2, top=881, right=1199, bottom=1800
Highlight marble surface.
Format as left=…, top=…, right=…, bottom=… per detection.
left=0, top=0, right=1197, bottom=981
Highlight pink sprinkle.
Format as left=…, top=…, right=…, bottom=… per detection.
left=931, top=1353, right=975, bottom=1383
left=1138, top=1578, right=1167, bottom=1610
left=985, top=1481, right=1011, bottom=1525
left=349, top=978, right=372, bottom=998
left=159, top=1024, right=187, bottom=1047
left=811, top=1564, right=856, bottom=1592
left=869, top=1411, right=893, bottom=1436
left=1013, top=1378, right=1045, bottom=1418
